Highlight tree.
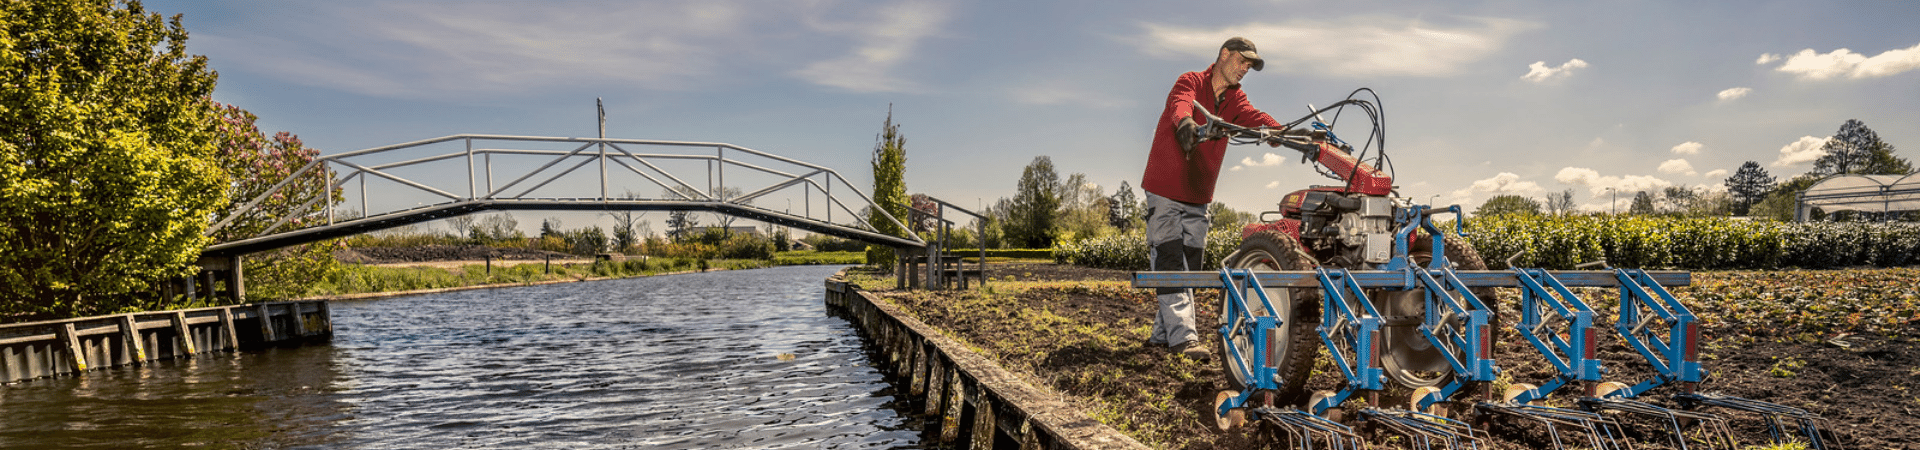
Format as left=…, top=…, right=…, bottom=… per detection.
left=1006, top=156, right=1062, bottom=248
left=1, top=0, right=226, bottom=318
left=1724, top=161, right=1775, bottom=215
left=1207, top=202, right=1255, bottom=234
left=1473, top=195, right=1541, bottom=217
left=1813, top=119, right=1912, bottom=176
left=867, top=107, right=909, bottom=266
left=1629, top=191, right=1656, bottom=215
left=1057, top=173, right=1112, bottom=242
left=1751, top=174, right=1823, bottom=221
left=206, top=104, right=341, bottom=302
left=1108, top=181, right=1143, bottom=231
left=1543, top=189, right=1577, bottom=216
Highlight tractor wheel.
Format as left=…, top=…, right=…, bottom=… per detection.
left=1380, top=233, right=1500, bottom=392
left=1217, top=230, right=1321, bottom=406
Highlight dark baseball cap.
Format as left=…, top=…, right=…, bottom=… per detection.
left=1222, top=37, right=1264, bottom=71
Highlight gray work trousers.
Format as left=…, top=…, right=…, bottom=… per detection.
left=1145, top=192, right=1209, bottom=348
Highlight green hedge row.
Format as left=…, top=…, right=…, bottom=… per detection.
left=1466, top=215, right=1920, bottom=270
left=1052, top=229, right=1243, bottom=271
left=1051, top=216, right=1920, bottom=271
left=943, top=248, right=1056, bottom=260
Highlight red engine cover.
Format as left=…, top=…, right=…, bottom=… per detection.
left=1314, top=141, right=1393, bottom=196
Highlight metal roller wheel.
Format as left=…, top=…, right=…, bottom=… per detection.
left=1380, top=233, right=1500, bottom=393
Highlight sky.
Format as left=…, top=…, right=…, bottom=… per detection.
left=146, top=0, right=1920, bottom=233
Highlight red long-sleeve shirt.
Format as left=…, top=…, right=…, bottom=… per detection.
left=1140, top=64, right=1282, bottom=205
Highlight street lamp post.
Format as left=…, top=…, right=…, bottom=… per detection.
left=1606, top=187, right=1617, bottom=215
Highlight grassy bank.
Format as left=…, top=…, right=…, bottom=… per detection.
left=303, top=258, right=771, bottom=298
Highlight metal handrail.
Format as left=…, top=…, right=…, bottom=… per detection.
left=206, top=134, right=923, bottom=253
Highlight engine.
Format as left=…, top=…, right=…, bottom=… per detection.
left=1265, top=188, right=1406, bottom=268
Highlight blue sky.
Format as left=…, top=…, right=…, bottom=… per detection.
left=150, top=0, right=1920, bottom=232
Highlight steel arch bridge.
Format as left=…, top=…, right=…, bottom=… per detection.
left=203, top=134, right=922, bottom=258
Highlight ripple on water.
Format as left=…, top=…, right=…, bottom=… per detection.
left=0, top=265, right=922, bottom=450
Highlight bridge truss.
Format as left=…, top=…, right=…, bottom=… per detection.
left=204, top=134, right=922, bottom=257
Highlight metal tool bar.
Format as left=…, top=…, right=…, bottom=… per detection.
left=1508, top=268, right=1604, bottom=404
left=1133, top=270, right=1690, bottom=289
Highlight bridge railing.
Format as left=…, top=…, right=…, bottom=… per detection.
left=207, top=134, right=922, bottom=252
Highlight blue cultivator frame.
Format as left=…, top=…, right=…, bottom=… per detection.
left=1132, top=205, right=1841, bottom=450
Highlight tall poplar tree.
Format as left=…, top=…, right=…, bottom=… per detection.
left=868, top=107, right=909, bottom=267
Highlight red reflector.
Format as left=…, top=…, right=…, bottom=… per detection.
left=1583, top=331, right=1596, bottom=360
left=1684, top=323, right=1700, bottom=362
left=1478, top=325, right=1491, bottom=358
left=1266, top=333, right=1280, bottom=368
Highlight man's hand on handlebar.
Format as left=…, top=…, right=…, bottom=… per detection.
left=1176, top=117, right=1199, bottom=159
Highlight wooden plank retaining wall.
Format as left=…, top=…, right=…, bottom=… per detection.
left=0, top=301, right=332, bottom=384
left=825, top=271, right=1148, bottom=450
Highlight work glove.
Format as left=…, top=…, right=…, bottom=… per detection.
left=1176, top=117, right=1199, bottom=159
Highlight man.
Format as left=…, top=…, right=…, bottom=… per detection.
left=1140, top=37, right=1286, bottom=360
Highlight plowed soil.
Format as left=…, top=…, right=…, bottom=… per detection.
left=868, top=263, right=1918, bottom=449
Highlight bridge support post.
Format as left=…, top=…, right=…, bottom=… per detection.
left=194, top=255, right=246, bottom=304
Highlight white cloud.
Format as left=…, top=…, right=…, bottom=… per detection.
left=1658, top=159, right=1697, bottom=176
left=1521, top=58, right=1589, bottom=83
left=1555, top=167, right=1673, bottom=195
left=1444, top=172, right=1545, bottom=210
left=1265, top=181, right=1282, bottom=189
left=1229, top=165, right=1245, bottom=172
left=1138, top=16, right=1539, bottom=77
left=195, top=1, right=954, bottom=97
left=1241, top=153, right=1286, bottom=167
left=1770, top=136, right=1831, bottom=167
left=1670, top=141, right=1704, bottom=155
left=1703, top=169, right=1729, bottom=179
left=792, top=1, right=952, bottom=93
left=201, top=2, right=761, bottom=97
left=1716, top=87, right=1752, bottom=100
left=1764, top=42, right=1920, bottom=80
left=1756, top=53, right=1780, bottom=65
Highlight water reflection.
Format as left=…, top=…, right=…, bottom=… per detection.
left=0, top=265, right=921, bottom=449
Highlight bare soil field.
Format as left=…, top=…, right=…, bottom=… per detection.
left=860, top=263, right=1919, bottom=449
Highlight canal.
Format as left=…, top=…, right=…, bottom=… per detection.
left=0, top=265, right=926, bottom=449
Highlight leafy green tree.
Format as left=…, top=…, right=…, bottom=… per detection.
left=1057, top=173, right=1112, bottom=242
left=867, top=107, right=909, bottom=266
left=1751, top=174, right=1823, bottom=221
left=1813, top=119, right=1912, bottom=176
left=1629, top=191, right=1657, bottom=215
left=1108, top=181, right=1143, bottom=231
left=1006, top=156, right=1061, bottom=248
left=1473, top=194, right=1541, bottom=217
left=0, top=0, right=226, bottom=318
left=1723, top=161, right=1775, bottom=215
left=1206, top=202, right=1255, bottom=234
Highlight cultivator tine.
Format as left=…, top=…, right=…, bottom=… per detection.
left=1258, top=407, right=1367, bottom=450
left=1360, top=408, right=1480, bottom=450
left=1674, top=392, right=1843, bottom=449
left=1581, top=397, right=1736, bottom=450
left=1477, top=402, right=1631, bottom=450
